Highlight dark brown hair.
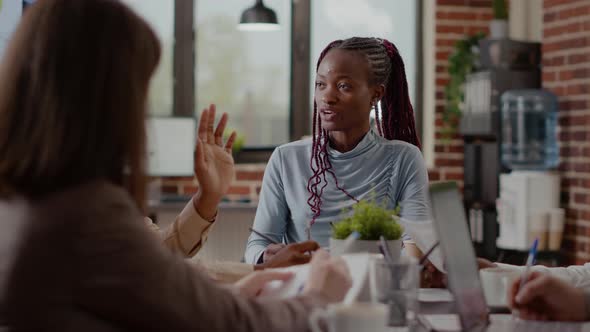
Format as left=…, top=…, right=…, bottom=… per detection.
left=307, top=37, right=421, bottom=226
left=0, top=0, right=161, bottom=212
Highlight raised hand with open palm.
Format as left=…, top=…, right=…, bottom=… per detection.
left=192, top=104, right=237, bottom=221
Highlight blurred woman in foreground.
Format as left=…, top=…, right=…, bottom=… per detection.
left=0, top=0, right=350, bottom=330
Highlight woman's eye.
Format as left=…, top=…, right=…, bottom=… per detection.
left=315, top=82, right=325, bottom=88
left=338, top=83, right=351, bottom=89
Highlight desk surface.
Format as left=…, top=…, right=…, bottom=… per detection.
left=410, top=298, right=590, bottom=332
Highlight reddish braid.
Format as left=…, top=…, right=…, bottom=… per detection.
left=380, top=40, right=421, bottom=148
left=306, top=37, right=421, bottom=230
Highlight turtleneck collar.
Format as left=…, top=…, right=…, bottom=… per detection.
left=326, top=130, right=378, bottom=160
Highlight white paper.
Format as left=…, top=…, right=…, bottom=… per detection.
left=418, top=288, right=453, bottom=302
left=259, top=253, right=377, bottom=304
left=258, top=263, right=310, bottom=298
left=418, top=314, right=461, bottom=332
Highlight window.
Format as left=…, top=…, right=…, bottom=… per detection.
left=195, top=0, right=292, bottom=148
left=124, top=0, right=422, bottom=163
left=122, top=0, right=174, bottom=116
left=310, top=0, right=419, bottom=116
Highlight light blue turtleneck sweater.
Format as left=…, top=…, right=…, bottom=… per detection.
left=244, top=130, right=431, bottom=264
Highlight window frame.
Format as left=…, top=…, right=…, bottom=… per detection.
left=173, top=0, right=195, bottom=117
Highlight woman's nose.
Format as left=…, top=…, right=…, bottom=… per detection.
left=321, top=88, right=337, bottom=104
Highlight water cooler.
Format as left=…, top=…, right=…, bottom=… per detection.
left=496, top=89, right=562, bottom=253
left=460, top=39, right=542, bottom=259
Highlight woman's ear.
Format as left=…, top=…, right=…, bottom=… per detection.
left=372, top=84, right=386, bottom=103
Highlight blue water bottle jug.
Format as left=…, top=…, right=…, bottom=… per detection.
left=501, top=89, right=559, bottom=170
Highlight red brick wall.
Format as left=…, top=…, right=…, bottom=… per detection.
left=429, top=0, right=492, bottom=184
left=543, top=0, right=590, bottom=264
left=157, top=164, right=265, bottom=202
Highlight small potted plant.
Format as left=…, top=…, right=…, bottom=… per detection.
left=330, top=199, right=403, bottom=260
left=490, top=0, right=508, bottom=39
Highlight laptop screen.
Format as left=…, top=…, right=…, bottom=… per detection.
left=429, top=182, right=489, bottom=330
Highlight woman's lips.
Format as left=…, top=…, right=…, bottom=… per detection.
left=320, top=109, right=337, bottom=121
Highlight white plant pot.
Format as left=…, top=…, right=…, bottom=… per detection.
left=329, top=238, right=402, bottom=261
left=490, top=19, right=508, bottom=39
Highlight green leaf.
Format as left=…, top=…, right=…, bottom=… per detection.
left=442, top=33, right=486, bottom=141
left=493, top=0, right=508, bottom=20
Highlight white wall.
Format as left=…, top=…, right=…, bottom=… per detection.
left=509, top=0, right=543, bottom=42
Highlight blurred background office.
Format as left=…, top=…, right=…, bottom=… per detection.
left=1, top=0, right=588, bottom=268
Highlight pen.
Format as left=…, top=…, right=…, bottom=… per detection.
left=248, top=227, right=279, bottom=245
left=418, top=241, right=440, bottom=266
left=380, top=235, right=394, bottom=263
left=516, top=238, right=539, bottom=302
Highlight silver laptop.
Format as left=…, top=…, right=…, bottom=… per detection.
left=428, top=182, right=489, bottom=331
left=428, top=182, right=585, bottom=332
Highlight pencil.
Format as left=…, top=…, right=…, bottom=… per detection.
left=517, top=238, right=539, bottom=298
left=418, top=241, right=440, bottom=266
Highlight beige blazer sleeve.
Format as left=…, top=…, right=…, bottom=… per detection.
left=192, top=258, right=255, bottom=283
left=145, top=202, right=255, bottom=283
left=145, top=200, right=214, bottom=257
left=73, top=184, right=326, bottom=332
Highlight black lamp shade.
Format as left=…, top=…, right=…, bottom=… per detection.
left=239, top=0, right=279, bottom=31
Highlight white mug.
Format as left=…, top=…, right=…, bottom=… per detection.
left=309, top=303, right=389, bottom=332
left=480, top=267, right=520, bottom=308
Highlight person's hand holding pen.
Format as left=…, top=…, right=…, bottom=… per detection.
left=403, top=241, right=447, bottom=289
left=508, top=238, right=539, bottom=315
left=262, top=243, right=287, bottom=263
left=250, top=227, right=320, bottom=270
left=258, top=241, right=320, bottom=270
left=503, top=237, right=588, bottom=322
left=421, top=257, right=497, bottom=288
left=508, top=271, right=588, bottom=321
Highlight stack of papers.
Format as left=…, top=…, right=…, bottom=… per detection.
left=259, top=253, right=378, bottom=303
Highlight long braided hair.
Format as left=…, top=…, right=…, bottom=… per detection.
left=305, top=37, right=421, bottom=236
